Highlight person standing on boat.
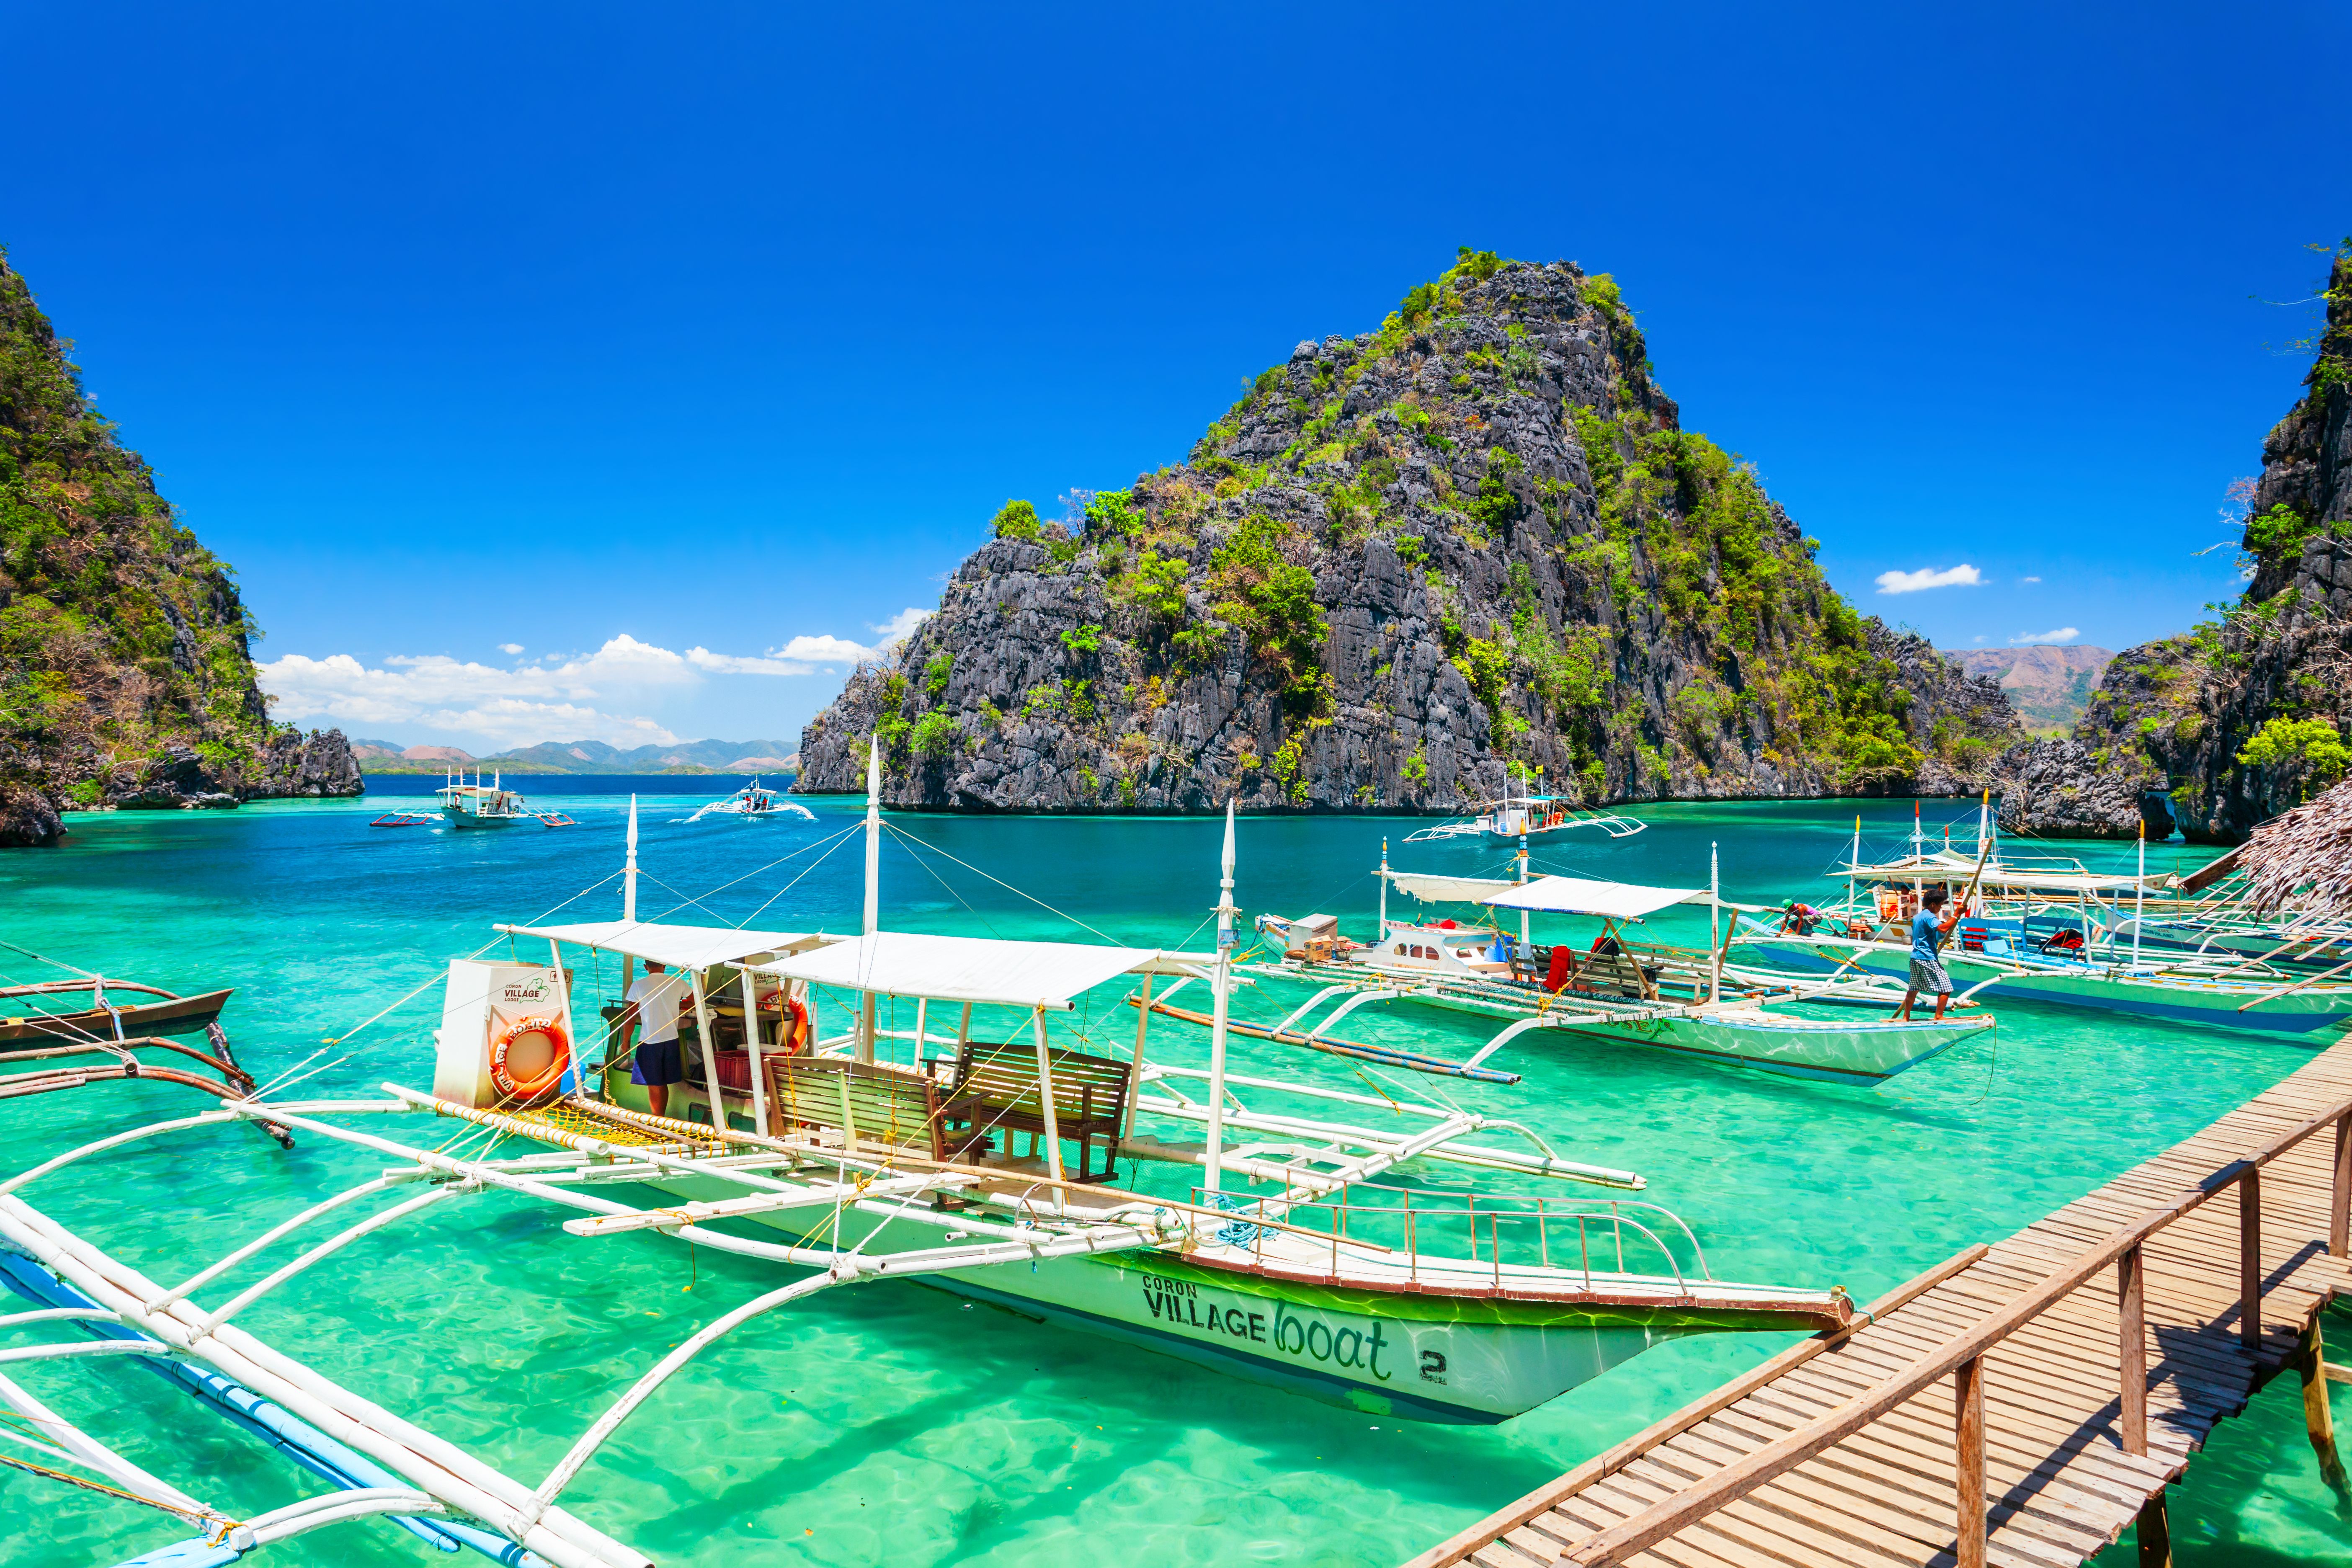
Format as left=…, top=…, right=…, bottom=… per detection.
left=622, top=960, right=689, bottom=1117
left=1893, top=886, right=1962, bottom=1022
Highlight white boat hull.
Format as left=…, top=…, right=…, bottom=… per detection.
left=642, top=1174, right=1804, bottom=1424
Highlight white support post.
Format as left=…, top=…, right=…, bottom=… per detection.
left=1709, top=842, right=1721, bottom=1006
left=913, top=998, right=928, bottom=1063
left=1378, top=838, right=1389, bottom=940
left=1205, top=800, right=1238, bottom=1197
left=1125, top=972, right=1152, bottom=1150
left=857, top=993, right=876, bottom=1065
left=2135, top=820, right=2146, bottom=967
left=622, top=796, right=639, bottom=924
left=1031, top=1008, right=1065, bottom=1212
left=1518, top=832, right=1530, bottom=951
left=690, top=972, right=726, bottom=1128
left=957, top=1002, right=972, bottom=1045
left=863, top=737, right=882, bottom=937
left=549, top=940, right=579, bottom=1097
left=743, top=966, right=768, bottom=1135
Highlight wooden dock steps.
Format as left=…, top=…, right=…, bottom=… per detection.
left=1405, top=1037, right=2352, bottom=1568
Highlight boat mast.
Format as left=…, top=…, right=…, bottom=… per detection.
left=863, top=736, right=881, bottom=936
left=1849, top=814, right=1860, bottom=919
left=1378, top=836, right=1388, bottom=941
left=1709, top=840, right=1721, bottom=1004
left=623, top=795, right=639, bottom=923
left=1517, top=825, right=1530, bottom=950
left=1204, top=799, right=1238, bottom=1197
left=859, top=735, right=881, bottom=1063
left=2134, top=818, right=2146, bottom=966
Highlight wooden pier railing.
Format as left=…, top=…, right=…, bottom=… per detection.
left=1406, top=1038, right=2352, bottom=1568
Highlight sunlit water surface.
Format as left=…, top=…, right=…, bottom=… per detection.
left=3, top=786, right=2346, bottom=1566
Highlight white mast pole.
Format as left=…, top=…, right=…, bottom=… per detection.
left=1518, top=826, right=1530, bottom=951
left=623, top=795, right=639, bottom=924
left=2134, top=819, right=2146, bottom=967
left=1378, top=837, right=1388, bottom=941
left=863, top=736, right=882, bottom=937
left=859, top=736, right=882, bottom=1063
left=1710, top=840, right=1721, bottom=1004
left=1204, top=800, right=1238, bottom=1198
left=1849, top=813, right=1860, bottom=921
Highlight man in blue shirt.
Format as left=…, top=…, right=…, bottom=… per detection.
left=1893, top=886, right=1962, bottom=1021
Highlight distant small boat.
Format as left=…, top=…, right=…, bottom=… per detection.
left=0, top=980, right=234, bottom=1050
left=683, top=778, right=815, bottom=824
left=435, top=770, right=575, bottom=830
left=1403, top=789, right=1645, bottom=844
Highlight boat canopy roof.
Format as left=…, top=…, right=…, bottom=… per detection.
left=1481, top=876, right=1706, bottom=920
left=496, top=921, right=832, bottom=970
left=1387, top=871, right=1519, bottom=903
left=1841, top=855, right=2177, bottom=894
left=758, top=930, right=1207, bottom=1011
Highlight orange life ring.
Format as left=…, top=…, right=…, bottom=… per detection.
left=490, top=1013, right=570, bottom=1100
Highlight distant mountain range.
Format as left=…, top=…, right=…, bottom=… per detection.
left=1949, top=645, right=2115, bottom=734
left=351, top=738, right=798, bottom=775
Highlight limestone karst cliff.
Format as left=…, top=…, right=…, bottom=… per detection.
left=0, top=250, right=360, bottom=846
left=1996, top=244, right=2352, bottom=843
left=799, top=250, right=2018, bottom=811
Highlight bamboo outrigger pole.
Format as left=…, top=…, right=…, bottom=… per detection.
left=1204, top=800, right=1238, bottom=1197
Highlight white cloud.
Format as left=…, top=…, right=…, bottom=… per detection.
left=1972, top=635, right=1987, bottom=644
left=2010, top=627, right=2081, bottom=646
left=498, top=642, right=524, bottom=654
left=869, top=607, right=932, bottom=643
left=776, top=634, right=876, bottom=664
left=1874, top=564, right=1985, bottom=595
left=257, top=630, right=864, bottom=749
left=2020, top=576, right=2042, bottom=585
left=685, top=648, right=816, bottom=676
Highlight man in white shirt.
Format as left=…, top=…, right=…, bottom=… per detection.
left=622, top=960, right=689, bottom=1117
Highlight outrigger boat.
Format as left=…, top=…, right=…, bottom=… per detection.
left=1403, top=775, right=1645, bottom=844
left=1733, top=808, right=2352, bottom=1034
left=401, top=750, right=1849, bottom=1424
left=433, top=769, right=576, bottom=830
left=681, top=777, right=815, bottom=824
left=0, top=976, right=234, bottom=1049
left=1250, top=844, right=1992, bottom=1086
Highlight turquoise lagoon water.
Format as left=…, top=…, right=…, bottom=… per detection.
left=2, top=786, right=2348, bottom=1566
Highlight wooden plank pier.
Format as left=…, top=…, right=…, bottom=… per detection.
left=1405, top=1038, right=2352, bottom=1568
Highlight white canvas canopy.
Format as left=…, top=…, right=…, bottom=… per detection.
left=495, top=921, right=833, bottom=972
left=1387, top=872, right=1520, bottom=903
left=759, top=930, right=1207, bottom=1011
left=1479, top=877, right=1705, bottom=920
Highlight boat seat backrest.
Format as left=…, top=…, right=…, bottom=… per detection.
left=762, top=1056, right=944, bottom=1158
left=944, top=1040, right=1130, bottom=1127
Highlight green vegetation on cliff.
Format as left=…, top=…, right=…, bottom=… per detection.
left=0, top=249, right=353, bottom=842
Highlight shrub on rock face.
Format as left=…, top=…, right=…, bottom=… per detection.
left=992, top=500, right=1042, bottom=541
left=909, top=711, right=960, bottom=761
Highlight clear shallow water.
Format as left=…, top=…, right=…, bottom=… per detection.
left=1, top=787, right=2345, bottom=1566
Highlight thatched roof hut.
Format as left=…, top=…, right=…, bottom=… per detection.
left=2236, top=779, right=2352, bottom=915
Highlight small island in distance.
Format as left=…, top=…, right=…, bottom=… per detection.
left=351, top=737, right=799, bottom=776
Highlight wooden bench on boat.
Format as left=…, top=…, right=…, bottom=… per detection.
left=761, top=1055, right=988, bottom=1163
left=939, top=1040, right=1131, bottom=1182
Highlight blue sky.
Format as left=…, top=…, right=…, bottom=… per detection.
left=5, top=2, right=2345, bottom=750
